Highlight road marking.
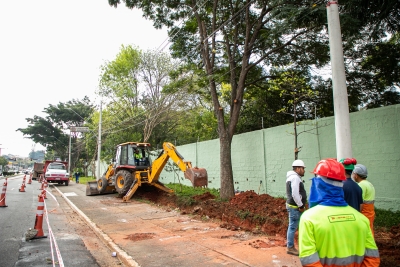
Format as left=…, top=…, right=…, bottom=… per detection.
left=159, top=236, right=181, bottom=241
left=64, top=192, right=78, bottom=196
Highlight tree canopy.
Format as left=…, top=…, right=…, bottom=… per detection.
left=17, top=97, right=95, bottom=163
left=108, top=0, right=400, bottom=199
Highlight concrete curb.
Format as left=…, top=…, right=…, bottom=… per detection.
left=52, top=185, right=140, bottom=267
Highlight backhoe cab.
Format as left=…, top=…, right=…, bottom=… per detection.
left=86, top=142, right=208, bottom=202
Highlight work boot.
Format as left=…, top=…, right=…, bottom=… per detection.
left=287, top=246, right=299, bottom=256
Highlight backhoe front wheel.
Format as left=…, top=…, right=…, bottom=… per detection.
left=97, top=176, right=108, bottom=193
left=114, top=170, right=133, bottom=195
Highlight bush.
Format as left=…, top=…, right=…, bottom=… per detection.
left=375, top=208, right=400, bottom=228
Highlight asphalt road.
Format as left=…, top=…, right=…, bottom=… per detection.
left=0, top=175, right=100, bottom=267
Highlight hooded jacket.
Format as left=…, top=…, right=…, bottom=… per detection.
left=286, top=170, right=307, bottom=208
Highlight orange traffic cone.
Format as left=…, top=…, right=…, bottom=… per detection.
left=0, top=179, right=8, bottom=207
left=43, top=181, right=48, bottom=199
left=32, top=191, right=47, bottom=239
left=27, top=173, right=32, bottom=184
left=19, top=182, right=26, bottom=192
left=39, top=179, right=45, bottom=190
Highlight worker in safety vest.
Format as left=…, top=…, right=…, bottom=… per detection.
left=299, top=159, right=379, bottom=267
left=352, top=164, right=376, bottom=235
left=134, top=149, right=142, bottom=165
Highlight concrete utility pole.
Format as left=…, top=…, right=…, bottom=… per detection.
left=327, top=1, right=353, bottom=159
left=96, top=101, right=102, bottom=180
left=68, top=132, right=72, bottom=177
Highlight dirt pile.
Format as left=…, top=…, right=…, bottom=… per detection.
left=134, top=189, right=399, bottom=266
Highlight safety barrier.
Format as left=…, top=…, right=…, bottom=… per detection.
left=30, top=184, right=65, bottom=267
left=43, top=190, right=64, bottom=267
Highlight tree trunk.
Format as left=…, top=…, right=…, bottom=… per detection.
left=219, top=131, right=234, bottom=200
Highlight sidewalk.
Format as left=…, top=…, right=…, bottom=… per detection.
left=53, top=182, right=302, bottom=267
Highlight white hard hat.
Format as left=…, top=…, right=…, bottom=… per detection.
left=292, top=159, right=305, bottom=167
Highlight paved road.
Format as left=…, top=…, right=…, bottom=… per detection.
left=1, top=175, right=302, bottom=267
left=55, top=181, right=302, bottom=267
left=0, top=175, right=109, bottom=267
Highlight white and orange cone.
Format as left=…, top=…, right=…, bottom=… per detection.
left=43, top=181, right=48, bottom=199
left=19, top=181, right=26, bottom=192
left=27, top=173, right=32, bottom=184
left=0, top=178, right=8, bottom=207
left=39, top=179, right=45, bottom=190
left=32, top=191, right=47, bottom=239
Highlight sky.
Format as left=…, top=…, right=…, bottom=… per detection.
left=0, top=1, right=169, bottom=158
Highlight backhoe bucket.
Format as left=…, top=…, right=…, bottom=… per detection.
left=85, top=180, right=115, bottom=196
left=86, top=181, right=100, bottom=196
left=184, top=168, right=208, bottom=188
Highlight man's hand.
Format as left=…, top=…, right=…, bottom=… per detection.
left=298, top=206, right=306, bottom=212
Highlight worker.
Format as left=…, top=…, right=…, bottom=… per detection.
left=353, top=163, right=376, bottom=235
left=134, top=149, right=142, bottom=165
left=74, top=170, right=80, bottom=183
left=286, top=159, right=307, bottom=256
left=299, top=159, right=380, bottom=267
left=339, top=158, right=363, bottom=211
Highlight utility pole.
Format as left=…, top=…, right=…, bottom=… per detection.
left=327, top=1, right=352, bottom=159
left=68, top=131, right=72, bottom=177
left=96, top=101, right=102, bottom=180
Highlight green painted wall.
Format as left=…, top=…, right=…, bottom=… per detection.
left=160, top=104, right=400, bottom=211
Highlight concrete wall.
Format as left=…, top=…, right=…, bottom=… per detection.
left=159, top=104, right=400, bottom=211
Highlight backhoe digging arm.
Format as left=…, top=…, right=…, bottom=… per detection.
left=149, top=142, right=208, bottom=187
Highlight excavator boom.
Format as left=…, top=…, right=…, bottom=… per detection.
left=150, top=142, right=208, bottom=187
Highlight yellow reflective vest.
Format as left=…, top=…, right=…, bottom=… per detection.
left=299, top=205, right=380, bottom=267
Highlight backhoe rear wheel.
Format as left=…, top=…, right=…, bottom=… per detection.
left=114, top=170, right=133, bottom=195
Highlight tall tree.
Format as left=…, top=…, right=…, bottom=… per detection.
left=98, top=46, right=189, bottom=146
left=17, top=97, right=94, bottom=161
left=268, top=69, right=318, bottom=159
left=109, top=0, right=329, bottom=199
left=108, top=0, right=399, bottom=199
left=0, top=156, right=8, bottom=170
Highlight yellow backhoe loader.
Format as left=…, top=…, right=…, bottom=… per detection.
left=86, top=142, right=208, bottom=202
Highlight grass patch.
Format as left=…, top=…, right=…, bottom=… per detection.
left=71, top=176, right=95, bottom=185
left=165, top=183, right=221, bottom=207
left=176, top=196, right=196, bottom=207
left=167, top=183, right=220, bottom=199
left=375, top=208, right=400, bottom=228
left=253, top=214, right=267, bottom=224
left=236, top=210, right=251, bottom=220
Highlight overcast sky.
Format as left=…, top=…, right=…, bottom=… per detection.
left=0, top=1, right=168, bottom=158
